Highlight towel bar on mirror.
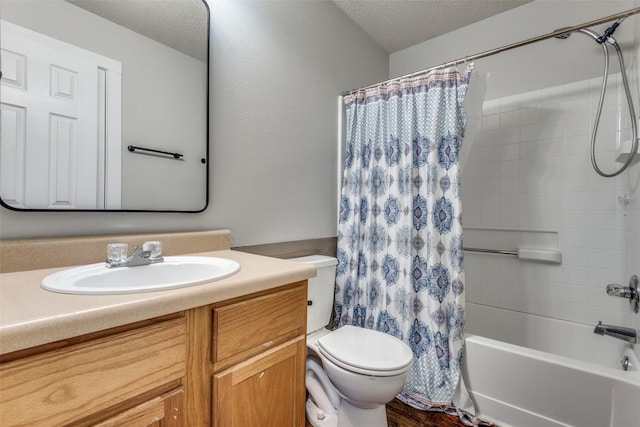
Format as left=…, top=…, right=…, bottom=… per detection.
left=127, top=145, right=183, bottom=160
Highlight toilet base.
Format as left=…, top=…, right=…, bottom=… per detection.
left=337, top=400, right=388, bottom=427
left=305, top=396, right=390, bottom=427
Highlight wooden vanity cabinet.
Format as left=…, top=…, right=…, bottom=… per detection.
left=0, top=281, right=308, bottom=427
left=0, top=316, right=187, bottom=427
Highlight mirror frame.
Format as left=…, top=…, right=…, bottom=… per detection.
left=0, top=0, right=210, bottom=213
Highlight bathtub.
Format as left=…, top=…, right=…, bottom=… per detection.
left=462, top=303, right=640, bottom=427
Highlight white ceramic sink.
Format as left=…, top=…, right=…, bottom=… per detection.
left=42, top=256, right=240, bottom=295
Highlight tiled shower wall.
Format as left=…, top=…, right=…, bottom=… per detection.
left=628, top=14, right=640, bottom=336
left=461, top=67, right=640, bottom=327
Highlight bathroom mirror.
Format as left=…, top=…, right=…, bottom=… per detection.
left=0, top=0, right=209, bottom=212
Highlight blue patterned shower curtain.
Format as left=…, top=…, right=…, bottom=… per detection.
left=334, top=65, right=475, bottom=420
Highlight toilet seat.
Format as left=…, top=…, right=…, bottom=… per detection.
left=317, top=325, right=414, bottom=377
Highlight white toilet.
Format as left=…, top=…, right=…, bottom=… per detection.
left=291, top=255, right=414, bottom=427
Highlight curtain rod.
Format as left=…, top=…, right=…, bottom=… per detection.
left=343, top=7, right=640, bottom=96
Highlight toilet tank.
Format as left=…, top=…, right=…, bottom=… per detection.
left=289, top=255, right=337, bottom=334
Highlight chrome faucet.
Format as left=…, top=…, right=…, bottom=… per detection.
left=605, top=275, right=639, bottom=313
left=106, top=242, right=163, bottom=268
left=593, top=321, right=637, bottom=344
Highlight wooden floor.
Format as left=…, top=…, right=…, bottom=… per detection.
left=386, top=399, right=474, bottom=427
left=305, top=398, right=488, bottom=427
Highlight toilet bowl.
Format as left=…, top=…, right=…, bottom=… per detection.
left=291, top=255, right=414, bottom=427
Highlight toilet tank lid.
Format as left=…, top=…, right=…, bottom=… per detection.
left=289, top=255, right=337, bottom=268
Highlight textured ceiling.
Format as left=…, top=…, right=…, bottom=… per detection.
left=67, top=0, right=532, bottom=60
left=333, top=0, right=533, bottom=53
left=67, top=0, right=208, bottom=62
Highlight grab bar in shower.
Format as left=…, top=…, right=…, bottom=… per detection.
left=464, top=247, right=518, bottom=256
left=464, top=247, right=562, bottom=264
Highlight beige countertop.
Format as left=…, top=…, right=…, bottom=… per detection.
left=0, top=249, right=316, bottom=355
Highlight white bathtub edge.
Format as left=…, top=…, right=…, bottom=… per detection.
left=463, top=332, right=640, bottom=427
left=470, top=391, right=572, bottom=427
left=465, top=333, right=640, bottom=387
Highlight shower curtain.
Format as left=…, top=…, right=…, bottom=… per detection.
left=334, top=65, right=476, bottom=422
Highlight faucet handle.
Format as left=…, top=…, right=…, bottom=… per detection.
left=605, top=275, right=639, bottom=313
left=606, top=283, right=634, bottom=298
left=143, top=241, right=162, bottom=259
left=106, top=243, right=129, bottom=264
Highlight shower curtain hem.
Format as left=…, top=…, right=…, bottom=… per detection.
left=397, top=391, right=491, bottom=426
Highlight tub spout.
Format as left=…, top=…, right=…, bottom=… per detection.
left=593, top=321, right=637, bottom=344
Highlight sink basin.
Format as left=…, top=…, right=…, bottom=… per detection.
left=42, top=256, right=240, bottom=295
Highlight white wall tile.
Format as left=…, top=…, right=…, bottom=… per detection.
left=564, top=192, right=590, bottom=210
left=561, top=228, right=588, bottom=248
left=562, top=265, right=588, bottom=285
left=563, top=154, right=590, bottom=173
left=586, top=267, right=623, bottom=288
left=564, top=173, right=590, bottom=192
left=562, top=302, right=589, bottom=323
left=562, top=248, right=588, bottom=266
left=520, top=107, right=542, bottom=126
left=461, top=72, right=637, bottom=327
left=565, top=115, right=590, bottom=137
left=482, top=113, right=501, bottom=130
left=562, top=283, right=588, bottom=305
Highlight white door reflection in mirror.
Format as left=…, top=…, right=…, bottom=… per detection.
left=0, top=21, right=122, bottom=209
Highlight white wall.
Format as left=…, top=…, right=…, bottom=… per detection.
left=206, top=0, right=388, bottom=246
left=0, top=0, right=388, bottom=243
left=391, top=0, right=640, bottom=329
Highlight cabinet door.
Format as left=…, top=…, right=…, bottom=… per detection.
left=0, top=317, right=186, bottom=427
left=92, top=387, right=184, bottom=427
left=212, top=337, right=305, bottom=427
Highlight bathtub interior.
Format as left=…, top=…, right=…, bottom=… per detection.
left=466, top=302, right=637, bottom=370
left=463, top=303, right=640, bottom=427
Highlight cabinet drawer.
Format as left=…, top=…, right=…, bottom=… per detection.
left=212, top=283, right=306, bottom=366
left=0, top=317, right=186, bottom=427
left=92, top=387, right=184, bottom=427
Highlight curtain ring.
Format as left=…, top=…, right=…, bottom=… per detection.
left=459, top=56, right=471, bottom=74
left=453, top=59, right=462, bottom=74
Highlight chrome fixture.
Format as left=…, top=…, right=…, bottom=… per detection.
left=621, top=355, right=630, bottom=371
left=555, top=22, right=638, bottom=177
left=593, top=321, right=637, bottom=344
left=606, top=275, right=639, bottom=313
left=106, top=241, right=163, bottom=268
